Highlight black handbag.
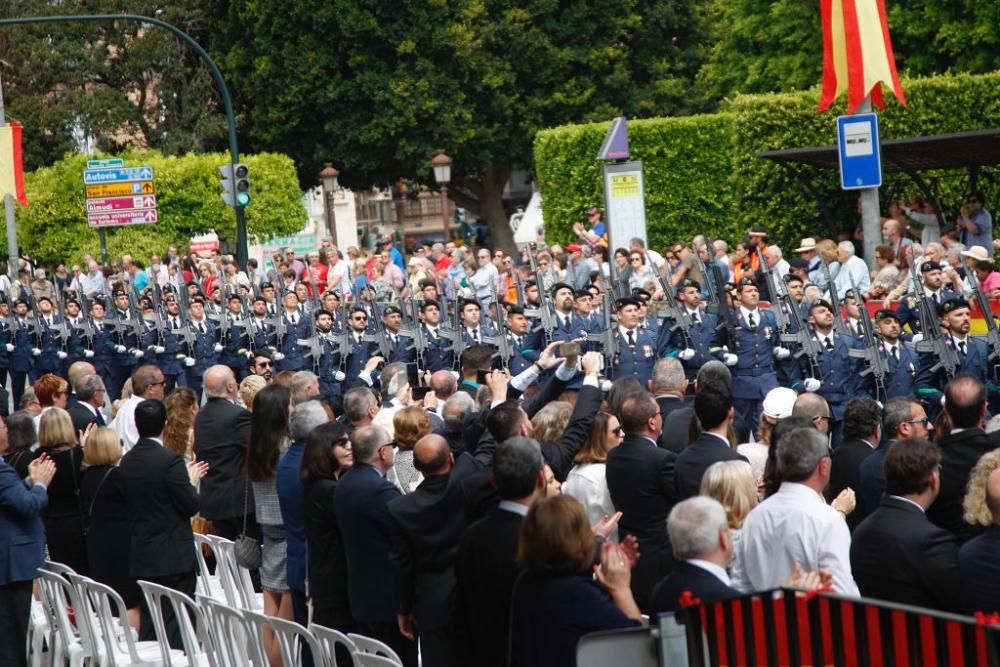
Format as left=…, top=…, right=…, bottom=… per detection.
left=234, top=482, right=261, bottom=569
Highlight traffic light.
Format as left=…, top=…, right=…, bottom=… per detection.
left=220, top=163, right=251, bottom=207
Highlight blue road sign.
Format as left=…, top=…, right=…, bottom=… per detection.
left=86, top=158, right=124, bottom=169
left=83, top=166, right=155, bottom=185
left=836, top=113, right=882, bottom=190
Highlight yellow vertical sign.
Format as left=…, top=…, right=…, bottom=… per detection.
left=610, top=174, right=639, bottom=198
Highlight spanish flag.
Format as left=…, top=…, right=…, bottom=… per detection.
left=0, top=122, right=27, bottom=206
left=818, top=0, right=906, bottom=113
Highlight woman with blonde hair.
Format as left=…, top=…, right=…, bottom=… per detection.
left=163, top=387, right=199, bottom=460
left=80, top=427, right=140, bottom=627
left=531, top=401, right=572, bottom=446
left=960, top=450, right=1000, bottom=613
left=239, top=374, right=267, bottom=410
left=563, top=412, right=624, bottom=542
left=392, top=405, right=432, bottom=493
left=32, top=408, right=88, bottom=573
left=963, top=450, right=1000, bottom=528
left=700, top=460, right=758, bottom=577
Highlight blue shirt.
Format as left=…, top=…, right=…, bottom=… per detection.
left=275, top=441, right=306, bottom=590
left=964, top=208, right=994, bottom=256
left=390, top=246, right=405, bottom=272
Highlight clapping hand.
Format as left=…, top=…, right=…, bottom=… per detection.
left=783, top=563, right=834, bottom=592
left=594, top=541, right=632, bottom=593
left=187, top=458, right=210, bottom=486
left=27, top=453, right=56, bottom=488
left=77, top=422, right=98, bottom=449
left=591, top=511, right=622, bottom=539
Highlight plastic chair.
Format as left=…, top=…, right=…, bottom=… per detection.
left=36, top=569, right=92, bottom=667
left=206, top=535, right=264, bottom=611
left=244, top=609, right=324, bottom=667
left=28, top=596, right=49, bottom=667
left=192, top=534, right=230, bottom=603
left=197, top=594, right=261, bottom=666
left=309, top=623, right=360, bottom=667
left=348, top=633, right=404, bottom=666
left=137, top=580, right=214, bottom=667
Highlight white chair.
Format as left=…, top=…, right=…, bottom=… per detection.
left=27, top=596, right=49, bottom=667
left=68, top=572, right=183, bottom=666
left=348, top=633, right=404, bottom=667
left=244, top=609, right=324, bottom=667
left=309, top=623, right=360, bottom=667
left=137, top=580, right=214, bottom=667
left=36, top=569, right=92, bottom=667
left=192, top=534, right=230, bottom=603
left=197, top=594, right=261, bottom=666
left=206, top=535, right=264, bottom=611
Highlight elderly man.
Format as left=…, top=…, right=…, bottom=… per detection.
left=833, top=241, right=871, bottom=296
left=733, top=427, right=859, bottom=595
left=68, top=374, right=107, bottom=434
left=110, top=365, right=165, bottom=453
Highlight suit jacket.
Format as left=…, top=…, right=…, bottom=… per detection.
left=850, top=496, right=961, bottom=612
left=660, top=406, right=750, bottom=454
left=674, top=432, right=748, bottom=501
left=334, top=463, right=402, bottom=623
left=387, top=442, right=495, bottom=632
left=828, top=437, right=876, bottom=530
left=68, top=401, right=104, bottom=434
left=193, top=397, right=253, bottom=520
left=656, top=395, right=689, bottom=422
left=856, top=440, right=890, bottom=523
left=453, top=506, right=524, bottom=667
left=958, top=524, right=1000, bottom=615
left=606, top=435, right=677, bottom=612
left=927, top=428, right=997, bottom=543
left=0, top=458, right=48, bottom=585
left=117, top=438, right=199, bottom=578
left=540, top=384, right=603, bottom=482
left=648, top=561, right=740, bottom=616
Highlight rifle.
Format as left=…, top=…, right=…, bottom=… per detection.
left=755, top=247, right=790, bottom=334
left=820, top=261, right=849, bottom=335
left=441, top=295, right=467, bottom=371
left=334, top=301, right=355, bottom=374
left=512, top=270, right=527, bottom=308
left=847, top=274, right=889, bottom=401
left=587, top=292, right=619, bottom=371
left=910, top=263, right=958, bottom=380
left=173, top=281, right=198, bottom=356
left=76, top=291, right=96, bottom=351
left=362, top=292, right=394, bottom=360
left=607, top=251, right=628, bottom=301
left=51, top=286, right=72, bottom=354
left=657, top=276, right=694, bottom=350
left=967, top=269, right=1000, bottom=366
left=401, top=296, right=427, bottom=379
left=25, top=293, right=44, bottom=348
left=780, top=295, right=823, bottom=380
left=489, top=285, right=514, bottom=370
left=700, top=237, right=738, bottom=352
left=526, top=244, right=555, bottom=345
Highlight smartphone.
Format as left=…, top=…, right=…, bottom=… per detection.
left=476, top=369, right=491, bottom=385
left=559, top=342, right=581, bottom=357
left=412, top=386, right=432, bottom=401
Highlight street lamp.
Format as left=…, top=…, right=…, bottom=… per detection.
left=319, top=162, right=340, bottom=247
left=431, top=149, right=452, bottom=242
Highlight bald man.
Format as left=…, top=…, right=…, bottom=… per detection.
left=387, top=433, right=498, bottom=667
left=193, top=364, right=258, bottom=581
left=66, top=360, right=97, bottom=407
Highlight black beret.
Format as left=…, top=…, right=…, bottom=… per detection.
left=679, top=278, right=700, bottom=291
left=920, top=260, right=942, bottom=273
left=939, top=297, right=970, bottom=316
left=875, top=309, right=900, bottom=322
left=615, top=296, right=642, bottom=310
left=550, top=282, right=574, bottom=296
left=383, top=305, right=402, bottom=317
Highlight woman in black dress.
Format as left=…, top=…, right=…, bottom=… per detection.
left=32, top=407, right=88, bottom=574
left=79, top=426, right=139, bottom=629
left=300, top=422, right=354, bottom=631
left=2, top=410, right=37, bottom=478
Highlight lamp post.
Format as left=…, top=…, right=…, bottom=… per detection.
left=319, top=162, right=340, bottom=247
left=431, top=149, right=452, bottom=243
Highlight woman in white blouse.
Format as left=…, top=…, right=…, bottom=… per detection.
left=562, top=412, right=624, bottom=542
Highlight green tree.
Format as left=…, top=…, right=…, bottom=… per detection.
left=209, top=0, right=711, bottom=251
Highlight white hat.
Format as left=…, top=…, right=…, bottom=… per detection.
left=761, top=387, right=797, bottom=420
left=960, top=245, right=990, bottom=262
left=795, top=238, right=818, bottom=253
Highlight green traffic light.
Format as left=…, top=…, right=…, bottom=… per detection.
left=236, top=192, right=251, bottom=206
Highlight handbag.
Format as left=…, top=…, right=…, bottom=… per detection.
left=234, top=481, right=262, bottom=569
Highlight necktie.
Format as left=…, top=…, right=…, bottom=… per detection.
left=933, top=292, right=939, bottom=305
left=172, top=318, right=179, bottom=329
left=391, top=334, right=398, bottom=346
left=96, top=322, right=103, bottom=332
left=748, top=312, right=756, bottom=329
left=856, top=322, right=863, bottom=337
left=473, top=328, right=480, bottom=342
left=626, top=329, right=635, bottom=347
left=825, top=336, right=834, bottom=351
left=564, top=316, right=571, bottom=329
left=692, top=312, right=700, bottom=325
left=892, top=346, right=899, bottom=361
left=958, top=340, right=967, bottom=358
left=198, top=322, right=206, bottom=335
left=291, top=314, right=298, bottom=325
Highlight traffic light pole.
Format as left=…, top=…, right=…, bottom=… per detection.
left=0, top=14, right=251, bottom=270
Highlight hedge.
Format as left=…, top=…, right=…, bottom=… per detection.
left=534, top=70, right=1000, bottom=253
left=16, top=150, right=307, bottom=264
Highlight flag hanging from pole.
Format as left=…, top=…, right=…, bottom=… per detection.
left=0, top=122, right=27, bottom=206
left=818, top=0, right=906, bottom=113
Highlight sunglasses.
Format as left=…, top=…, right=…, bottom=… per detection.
left=256, top=361, right=272, bottom=368
left=352, top=316, right=368, bottom=321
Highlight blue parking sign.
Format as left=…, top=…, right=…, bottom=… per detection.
left=837, top=113, right=882, bottom=190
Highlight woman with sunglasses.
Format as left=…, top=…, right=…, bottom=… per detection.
left=627, top=252, right=657, bottom=292
left=562, top=412, right=625, bottom=543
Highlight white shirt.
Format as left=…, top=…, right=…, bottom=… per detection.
left=833, top=255, right=871, bottom=296
left=563, top=463, right=617, bottom=543
left=110, top=394, right=145, bottom=454
left=731, top=482, right=858, bottom=596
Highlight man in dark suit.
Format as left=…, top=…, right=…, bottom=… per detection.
left=607, top=392, right=677, bottom=612
left=850, top=437, right=961, bottom=612
left=674, top=383, right=747, bottom=501
left=334, top=425, right=415, bottom=667
left=453, top=436, right=546, bottom=667
left=193, top=365, right=256, bottom=542
left=66, top=373, right=106, bottom=434
left=828, top=397, right=880, bottom=530
left=660, top=361, right=750, bottom=453
left=651, top=358, right=690, bottom=426
left=959, top=463, right=1000, bottom=614
left=928, top=375, right=997, bottom=543
left=388, top=431, right=496, bottom=667
left=649, top=497, right=740, bottom=615
left=0, top=443, right=54, bottom=667
left=856, top=397, right=929, bottom=523
left=118, top=399, right=208, bottom=648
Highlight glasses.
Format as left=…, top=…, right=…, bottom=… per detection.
left=149, top=380, right=166, bottom=387
left=378, top=440, right=396, bottom=451
left=256, top=361, right=272, bottom=368
left=905, top=417, right=930, bottom=425
left=630, top=258, right=642, bottom=263
left=352, top=315, right=368, bottom=322
left=813, top=415, right=832, bottom=423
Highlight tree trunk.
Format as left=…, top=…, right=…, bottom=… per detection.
left=476, top=166, right=515, bottom=254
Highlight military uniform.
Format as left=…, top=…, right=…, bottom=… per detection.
left=107, top=306, right=142, bottom=400
left=876, top=340, right=918, bottom=400
left=895, top=287, right=954, bottom=339
left=184, top=318, right=220, bottom=400
left=608, top=325, right=657, bottom=389
left=792, top=330, right=864, bottom=447
left=274, top=310, right=312, bottom=372
left=419, top=323, right=454, bottom=372
left=658, top=307, right=717, bottom=381
left=9, top=313, right=33, bottom=404
left=915, top=333, right=991, bottom=417
left=711, top=307, right=781, bottom=433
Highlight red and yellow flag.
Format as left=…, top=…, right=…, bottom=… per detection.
left=0, top=122, right=27, bottom=206
left=819, top=0, right=906, bottom=113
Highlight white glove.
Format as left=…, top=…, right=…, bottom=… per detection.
left=4, top=343, right=13, bottom=352
left=804, top=378, right=822, bottom=392
left=723, top=353, right=738, bottom=366
left=213, top=343, right=223, bottom=352
left=678, top=348, right=696, bottom=360
left=84, top=350, right=95, bottom=358
left=31, top=347, right=41, bottom=356
left=114, top=345, right=127, bottom=354
left=911, top=333, right=923, bottom=345
left=184, top=356, right=196, bottom=367
left=154, top=346, right=165, bottom=354
left=773, top=347, right=791, bottom=360
left=57, top=351, right=68, bottom=360
left=131, top=349, right=144, bottom=358
left=243, top=350, right=253, bottom=359
left=273, top=352, right=285, bottom=361
left=334, top=370, right=346, bottom=382
left=940, top=395, right=946, bottom=407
